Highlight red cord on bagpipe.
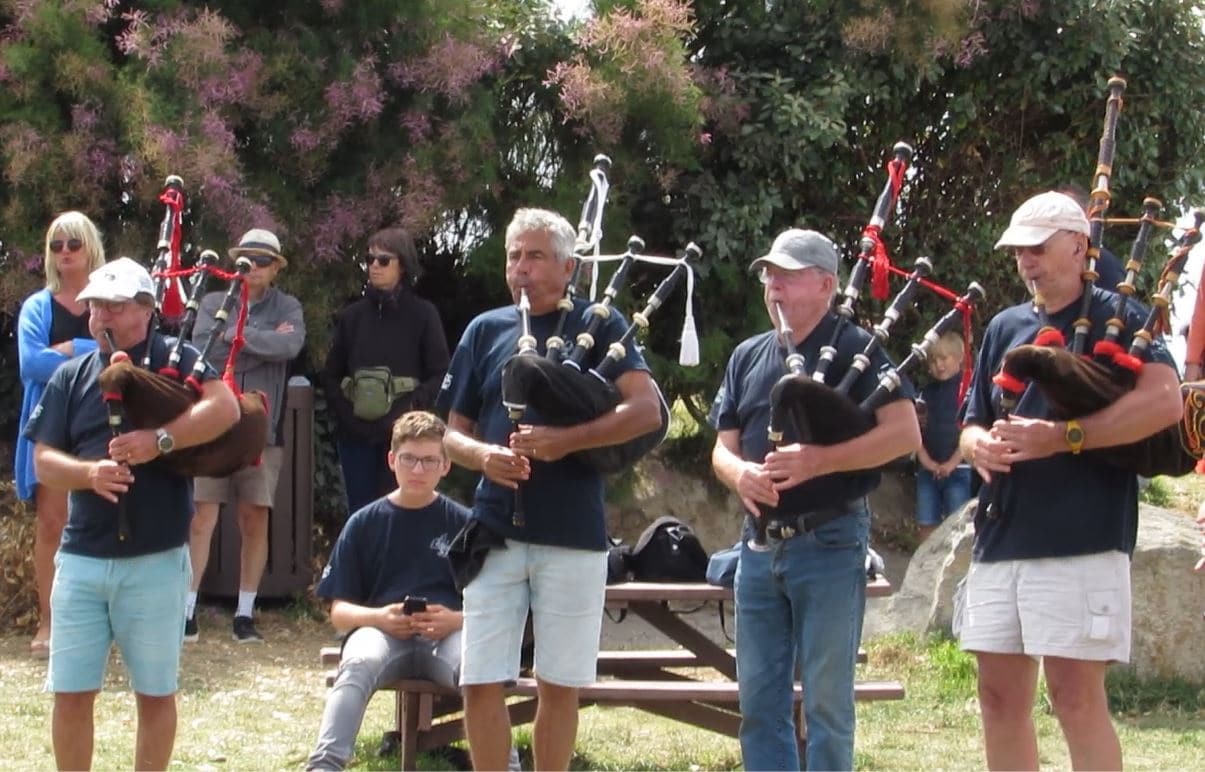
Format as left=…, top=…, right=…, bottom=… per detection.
left=157, top=187, right=186, bottom=319
left=151, top=263, right=251, bottom=397
left=864, top=155, right=909, bottom=302
left=878, top=259, right=976, bottom=404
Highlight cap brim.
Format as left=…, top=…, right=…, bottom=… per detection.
left=749, top=253, right=804, bottom=272
left=77, top=285, right=126, bottom=303
left=229, top=246, right=287, bottom=265
left=994, top=225, right=1060, bottom=250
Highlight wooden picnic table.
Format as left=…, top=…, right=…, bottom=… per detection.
left=319, top=577, right=902, bottom=768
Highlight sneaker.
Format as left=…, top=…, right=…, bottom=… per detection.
left=183, top=615, right=199, bottom=643
left=232, top=615, right=263, bottom=643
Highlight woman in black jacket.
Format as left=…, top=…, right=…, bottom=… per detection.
left=322, top=228, right=450, bottom=518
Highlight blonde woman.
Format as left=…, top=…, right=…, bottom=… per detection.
left=15, top=211, right=105, bottom=658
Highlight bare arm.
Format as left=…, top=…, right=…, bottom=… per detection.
left=329, top=599, right=416, bottom=639
left=986, top=362, right=1181, bottom=465
left=762, top=398, right=921, bottom=490
left=108, top=378, right=241, bottom=466
left=445, top=410, right=530, bottom=490
left=34, top=443, right=132, bottom=501
left=712, top=428, right=778, bottom=516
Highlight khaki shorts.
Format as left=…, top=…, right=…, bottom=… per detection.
left=957, top=550, right=1131, bottom=663
left=193, top=446, right=284, bottom=508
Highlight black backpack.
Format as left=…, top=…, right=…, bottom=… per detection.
left=620, top=516, right=710, bottom=583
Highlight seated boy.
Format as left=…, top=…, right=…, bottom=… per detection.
left=306, top=411, right=469, bottom=770
left=915, top=331, right=972, bottom=541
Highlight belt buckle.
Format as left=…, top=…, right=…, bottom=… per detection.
left=765, top=519, right=797, bottom=541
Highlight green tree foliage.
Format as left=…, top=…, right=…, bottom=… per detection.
left=2, top=0, right=1204, bottom=481
left=626, top=0, right=1205, bottom=426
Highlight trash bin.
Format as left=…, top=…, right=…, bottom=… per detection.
left=199, top=379, right=315, bottom=599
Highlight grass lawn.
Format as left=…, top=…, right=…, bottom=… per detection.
left=1, top=611, right=1201, bottom=770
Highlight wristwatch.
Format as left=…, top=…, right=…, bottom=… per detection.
left=1064, top=419, right=1085, bottom=455
left=155, top=428, right=175, bottom=455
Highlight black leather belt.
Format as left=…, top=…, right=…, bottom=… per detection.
left=765, top=505, right=856, bottom=541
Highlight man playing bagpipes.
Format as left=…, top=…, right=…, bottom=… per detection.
left=709, top=229, right=921, bottom=771
left=24, top=257, right=239, bottom=770
left=958, top=191, right=1182, bottom=770
left=436, top=208, right=662, bottom=771
left=186, top=229, right=306, bottom=644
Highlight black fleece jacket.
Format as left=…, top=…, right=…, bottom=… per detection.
left=321, top=283, right=450, bottom=444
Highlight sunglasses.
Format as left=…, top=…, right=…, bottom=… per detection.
left=367, top=254, right=397, bottom=267
left=249, top=254, right=277, bottom=267
left=49, top=238, right=84, bottom=254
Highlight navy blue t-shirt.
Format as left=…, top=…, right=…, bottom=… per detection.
left=920, top=376, right=962, bottom=462
left=316, top=494, right=469, bottom=611
left=961, top=286, right=1173, bottom=562
left=708, top=312, right=915, bottom=516
left=24, top=334, right=216, bottom=558
left=436, top=297, right=649, bottom=551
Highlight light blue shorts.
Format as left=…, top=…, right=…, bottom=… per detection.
left=461, top=540, right=607, bottom=688
left=48, top=545, right=191, bottom=696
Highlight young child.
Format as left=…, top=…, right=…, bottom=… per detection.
left=307, top=411, right=474, bottom=770
left=915, top=331, right=972, bottom=540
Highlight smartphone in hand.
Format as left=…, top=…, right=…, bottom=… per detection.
left=402, top=596, right=428, bottom=615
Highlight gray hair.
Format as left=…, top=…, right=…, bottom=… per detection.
left=505, top=208, right=576, bottom=263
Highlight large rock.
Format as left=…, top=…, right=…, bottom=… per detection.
left=872, top=502, right=1205, bottom=684
left=863, top=501, right=975, bottom=638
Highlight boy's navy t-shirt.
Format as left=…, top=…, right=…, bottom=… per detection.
left=317, top=493, right=469, bottom=611
left=436, top=297, right=649, bottom=551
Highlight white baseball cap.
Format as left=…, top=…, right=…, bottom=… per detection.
left=994, top=191, right=1090, bottom=249
left=76, top=257, right=155, bottom=303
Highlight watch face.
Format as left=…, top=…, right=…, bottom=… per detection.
left=1067, top=427, right=1084, bottom=444
left=157, top=431, right=174, bottom=453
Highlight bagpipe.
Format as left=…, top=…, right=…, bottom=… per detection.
left=750, top=142, right=985, bottom=549
left=99, top=177, right=269, bottom=492
left=498, top=157, right=699, bottom=523
left=989, top=77, right=1204, bottom=501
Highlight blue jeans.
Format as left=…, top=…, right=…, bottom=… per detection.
left=915, top=465, right=972, bottom=526
left=735, top=503, right=870, bottom=771
left=308, top=626, right=462, bottom=770
left=336, top=439, right=393, bottom=518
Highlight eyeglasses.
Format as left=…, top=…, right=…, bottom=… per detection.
left=87, top=299, right=128, bottom=315
left=49, top=238, right=84, bottom=254
left=249, top=255, right=277, bottom=267
left=395, top=453, right=444, bottom=471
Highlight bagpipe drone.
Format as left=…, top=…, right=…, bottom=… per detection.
left=99, top=176, right=269, bottom=540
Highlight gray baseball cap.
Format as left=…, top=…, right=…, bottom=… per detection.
left=750, top=229, right=840, bottom=275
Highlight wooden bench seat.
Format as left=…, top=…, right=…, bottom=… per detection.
left=319, top=652, right=902, bottom=768
left=321, top=645, right=868, bottom=670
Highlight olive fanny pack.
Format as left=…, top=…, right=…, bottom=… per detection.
left=340, top=367, right=418, bottom=421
